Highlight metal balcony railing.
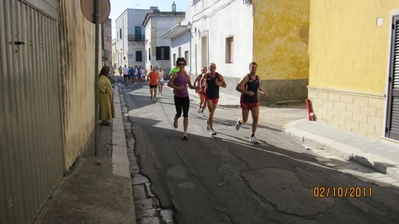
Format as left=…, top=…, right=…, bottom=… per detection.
left=128, top=34, right=145, bottom=41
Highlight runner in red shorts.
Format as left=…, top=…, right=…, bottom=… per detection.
left=235, top=62, right=268, bottom=143
left=201, top=63, right=227, bottom=136
left=194, top=66, right=208, bottom=117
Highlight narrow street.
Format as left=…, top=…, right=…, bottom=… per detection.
left=118, top=78, right=399, bottom=224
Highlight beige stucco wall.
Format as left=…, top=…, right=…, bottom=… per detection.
left=308, top=0, right=399, bottom=93
left=59, top=1, right=99, bottom=169
left=308, top=0, right=399, bottom=139
left=253, top=0, right=310, bottom=105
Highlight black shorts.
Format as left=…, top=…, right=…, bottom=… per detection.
left=174, top=96, right=190, bottom=117
left=149, top=85, right=157, bottom=89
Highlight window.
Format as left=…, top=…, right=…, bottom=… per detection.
left=173, top=54, right=176, bottom=65
left=120, top=29, right=122, bottom=39
left=136, top=51, right=142, bottom=62
left=156, top=46, right=170, bottom=60
left=135, top=26, right=143, bottom=41
left=225, top=36, right=234, bottom=63
left=184, top=51, right=189, bottom=65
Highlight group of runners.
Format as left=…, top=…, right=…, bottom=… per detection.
left=167, top=58, right=268, bottom=143
left=118, top=64, right=166, bottom=102
left=119, top=64, right=158, bottom=87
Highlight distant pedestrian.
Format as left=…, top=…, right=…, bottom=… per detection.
left=140, top=65, right=146, bottom=85
left=129, top=65, right=136, bottom=86
left=193, top=66, right=208, bottom=117
left=122, top=65, right=129, bottom=85
left=118, top=66, right=122, bottom=76
left=235, top=62, right=268, bottom=143
left=98, top=66, right=115, bottom=126
left=137, top=65, right=142, bottom=85
left=167, top=58, right=199, bottom=139
left=147, top=67, right=159, bottom=102
left=158, top=66, right=165, bottom=94
left=201, top=63, right=226, bottom=136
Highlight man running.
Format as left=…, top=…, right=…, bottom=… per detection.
left=158, top=66, right=165, bottom=94
left=122, top=65, right=129, bottom=85
left=201, top=63, right=227, bottom=136
left=129, top=65, right=136, bottom=86
left=169, top=63, right=180, bottom=79
left=235, top=61, right=268, bottom=143
left=147, top=66, right=159, bottom=102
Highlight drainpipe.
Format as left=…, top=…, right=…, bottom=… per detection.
left=195, top=44, right=197, bottom=77
left=94, top=0, right=100, bottom=156
left=187, top=22, right=193, bottom=76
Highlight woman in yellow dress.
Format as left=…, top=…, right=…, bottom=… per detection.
left=98, top=66, right=115, bottom=125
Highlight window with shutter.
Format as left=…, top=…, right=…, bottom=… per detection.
left=136, top=51, right=142, bottom=62
left=386, top=16, right=399, bottom=140
left=156, top=46, right=170, bottom=60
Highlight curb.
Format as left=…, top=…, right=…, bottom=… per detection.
left=112, top=85, right=137, bottom=223
left=112, top=85, right=131, bottom=178
left=284, top=120, right=399, bottom=181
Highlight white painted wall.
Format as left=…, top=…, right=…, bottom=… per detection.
left=170, top=32, right=191, bottom=74
left=115, top=11, right=128, bottom=67
left=144, top=15, right=185, bottom=71
left=185, top=0, right=254, bottom=78
left=115, top=9, right=152, bottom=67
left=144, top=21, right=153, bottom=69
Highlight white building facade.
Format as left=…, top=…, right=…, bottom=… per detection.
left=167, top=0, right=254, bottom=96
left=143, top=11, right=185, bottom=73
left=115, top=9, right=152, bottom=68
left=162, top=24, right=191, bottom=75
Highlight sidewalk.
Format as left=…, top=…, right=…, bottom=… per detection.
left=33, top=85, right=136, bottom=224
left=188, top=88, right=399, bottom=181
left=284, top=119, right=399, bottom=180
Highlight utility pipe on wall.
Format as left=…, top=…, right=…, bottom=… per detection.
left=94, top=0, right=100, bottom=155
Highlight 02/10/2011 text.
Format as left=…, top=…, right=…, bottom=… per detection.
left=313, top=186, right=372, bottom=198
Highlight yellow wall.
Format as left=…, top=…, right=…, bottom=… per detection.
left=309, top=0, right=399, bottom=93
left=59, top=1, right=99, bottom=169
left=253, top=0, right=310, bottom=80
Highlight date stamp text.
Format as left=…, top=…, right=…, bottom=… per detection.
left=313, top=186, right=372, bottom=198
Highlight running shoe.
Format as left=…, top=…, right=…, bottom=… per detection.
left=197, top=106, right=201, bottom=113
left=182, top=132, right=188, bottom=140
left=210, top=129, right=217, bottom=136
left=235, top=119, right=241, bottom=131
left=206, top=120, right=210, bottom=131
left=199, top=112, right=205, bottom=117
left=173, top=118, right=178, bottom=128
left=249, top=136, right=259, bottom=144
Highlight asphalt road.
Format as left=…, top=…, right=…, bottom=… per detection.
left=119, top=79, right=399, bottom=224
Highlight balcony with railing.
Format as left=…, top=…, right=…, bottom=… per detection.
left=128, top=34, right=145, bottom=41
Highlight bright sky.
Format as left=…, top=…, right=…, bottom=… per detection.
left=109, top=0, right=189, bottom=38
